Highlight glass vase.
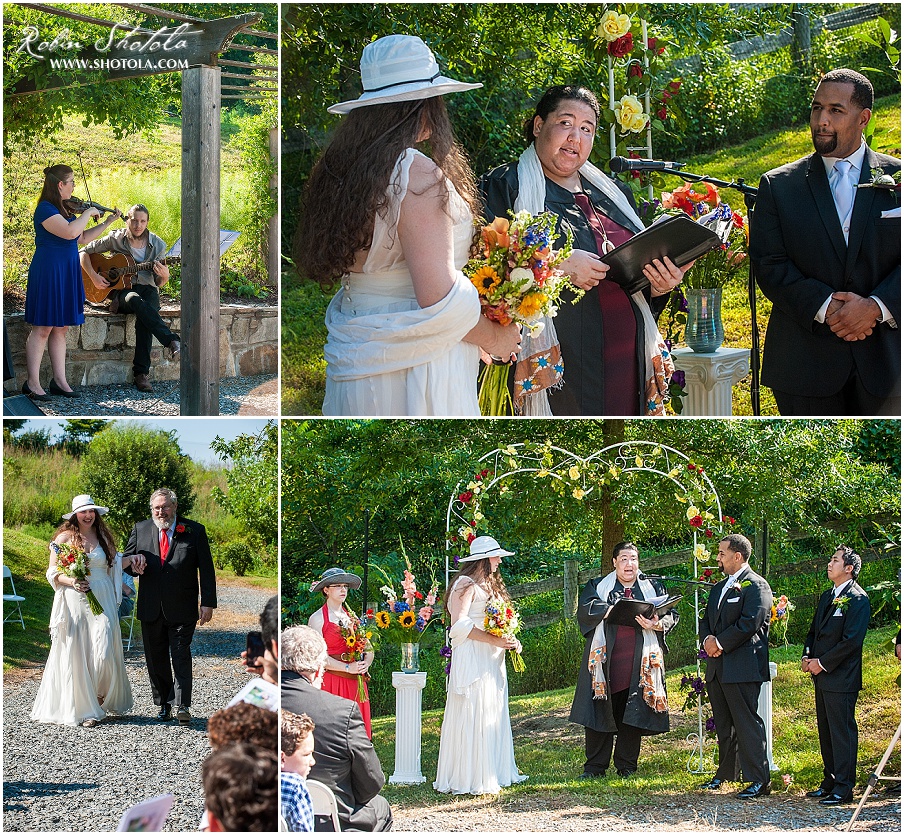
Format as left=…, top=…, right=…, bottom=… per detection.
left=399, top=642, right=419, bottom=673
left=684, top=287, right=725, bottom=353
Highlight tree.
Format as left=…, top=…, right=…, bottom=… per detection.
left=210, top=421, right=278, bottom=561
left=81, top=423, right=195, bottom=541
left=61, top=419, right=110, bottom=456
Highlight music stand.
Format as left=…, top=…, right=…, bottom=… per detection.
left=844, top=722, right=901, bottom=831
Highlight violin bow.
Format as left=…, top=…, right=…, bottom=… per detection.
left=76, top=151, right=101, bottom=225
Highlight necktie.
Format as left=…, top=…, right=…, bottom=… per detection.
left=829, top=159, right=854, bottom=240
left=160, top=529, right=169, bottom=564
left=624, top=586, right=633, bottom=599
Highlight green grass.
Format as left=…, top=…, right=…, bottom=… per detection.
left=280, top=94, right=900, bottom=416
left=372, top=626, right=900, bottom=811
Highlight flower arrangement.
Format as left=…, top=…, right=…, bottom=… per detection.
left=465, top=211, right=574, bottom=415
left=371, top=560, right=439, bottom=645
left=658, top=182, right=748, bottom=289
left=769, top=593, right=795, bottom=647
left=52, top=541, right=103, bottom=615
left=336, top=606, right=374, bottom=700
left=679, top=674, right=714, bottom=736
left=485, top=597, right=525, bottom=673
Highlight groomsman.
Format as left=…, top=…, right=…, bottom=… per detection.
left=699, top=534, right=773, bottom=798
left=802, top=546, right=870, bottom=806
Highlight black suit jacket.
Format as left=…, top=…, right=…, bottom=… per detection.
left=281, top=670, right=386, bottom=831
left=124, top=517, right=216, bottom=623
left=750, top=147, right=901, bottom=399
left=804, top=581, right=870, bottom=693
left=699, top=567, right=772, bottom=684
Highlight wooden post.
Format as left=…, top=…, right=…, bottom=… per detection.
left=181, top=66, right=221, bottom=415
left=267, top=126, right=279, bottom=288
left=564, top=559, right=579, bottom=620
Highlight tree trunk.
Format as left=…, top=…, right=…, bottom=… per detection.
left=790, top=5, right=812, bottom=74
left=599, top=420, right=626, bottom=573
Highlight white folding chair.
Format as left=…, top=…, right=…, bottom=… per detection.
left=306, top=779, right=342, bottom=832
left=3, top=565, right=26, bottom=630
left=120, top=599, right=137, bottom=651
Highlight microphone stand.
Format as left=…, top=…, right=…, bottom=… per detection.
left=651, top=165, right=762, bottom=416
left=642, top=573, right=715, bottom=588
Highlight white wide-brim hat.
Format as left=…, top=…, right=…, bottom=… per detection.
left=459, top=535, right=515, bottom=563
left=328, top=34, right=482, bottom=115
left=63, top=494, right=109, bottom=520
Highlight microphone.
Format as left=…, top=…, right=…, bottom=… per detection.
left=609, top=156, right=685, bottom=173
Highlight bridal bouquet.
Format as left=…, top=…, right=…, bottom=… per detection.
left=336, top=606, right=374, bottom=700
left=465, top=211, right=574, bottom=415
left=52, top=541, right=103, bottom=615
left=768, top=594, right=794, bottom=647
left=485, top=597, right=525, bottom=673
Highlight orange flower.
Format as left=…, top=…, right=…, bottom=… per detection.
left=482, top=217, right=511, bottom=250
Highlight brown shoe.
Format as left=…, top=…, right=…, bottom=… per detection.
left=134, top=373, right=153, bottom=393
left=167, top=338, right=181, bottom=360
left=108, top=294, right=120, bottom=315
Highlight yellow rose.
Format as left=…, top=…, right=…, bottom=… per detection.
left=694, top=543, right=710, bottom=562
left=687, top=506, right=700, bottom=520
left=568, top=465, right=580, bottom=481
left=629, top=112, right=649, bottom=133
left=596, top=10, right=631, bottom=42
left=572, top=487, right=586, bottom=500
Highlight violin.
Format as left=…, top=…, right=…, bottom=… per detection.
left=64, top=197, right=120, bottom=217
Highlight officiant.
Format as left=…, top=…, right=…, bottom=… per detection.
left=568, top=541, right=678, bottom=779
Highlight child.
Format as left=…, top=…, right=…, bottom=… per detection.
left=280, top=710, right=316, bottom=832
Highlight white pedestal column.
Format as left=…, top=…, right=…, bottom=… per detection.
left=756, top=661, right=778, bottom=771
left=389, top=671, right=427, bottom=784
left=671, top=347, right=750, bottom=416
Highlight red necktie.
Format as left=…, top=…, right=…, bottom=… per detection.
left=624, top=587, right=633, bottom=598
left=160, top=529, right=169, bottom=564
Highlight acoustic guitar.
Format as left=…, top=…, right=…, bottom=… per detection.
left=82, top=251, right=181, bottom=304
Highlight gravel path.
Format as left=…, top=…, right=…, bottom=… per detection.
left=16, top=374, right=278, bottom=417
left=3, top=580, right=276, bottom=832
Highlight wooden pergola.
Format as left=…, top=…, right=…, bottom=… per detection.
left=5, top=2, right=277, bottom=415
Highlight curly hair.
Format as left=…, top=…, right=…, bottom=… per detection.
left=281, top=709, right=315, bottom=756
left=207, top=702, right=278, bottom=751
left=37, top=164, right=74, bottom=218
left=442, top=556, right=511, bottom=612
left=53, top=513, right=116, bottom=567
left=202, top=743, right=277, bottom=832
left=293, top=95, right=479, bottom=286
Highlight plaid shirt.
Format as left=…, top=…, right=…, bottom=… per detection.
left=280, top=771, right=314, bottom=832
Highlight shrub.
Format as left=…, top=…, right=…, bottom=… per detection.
left=219, top=540, right=255, bottom=576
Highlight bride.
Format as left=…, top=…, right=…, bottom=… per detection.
left=31, top=494, right=142, bottom=727
left=434, top=536, right=528, bottom=795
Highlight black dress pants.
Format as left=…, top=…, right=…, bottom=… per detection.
left=141, top=610, right=196, bottom=707
left=584, top=688, right=643, bottom=775
left=707, top=675, right=768, bottom=784
left=815, top=687, right=859, bottom=795
left=115, top=284, right=176, bottom=376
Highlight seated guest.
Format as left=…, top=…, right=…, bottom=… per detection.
left=281, top=625, right=393, bottom=832
left=203, top=742, right=278, bottom=832
left=208, top=701, right=278, bottom=751
left=281, top=711, right=316, bottom=832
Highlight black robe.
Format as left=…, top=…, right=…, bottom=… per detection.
left=568, top=576, right=677, bottom=735
left=479, top=162, right=669, bottom=416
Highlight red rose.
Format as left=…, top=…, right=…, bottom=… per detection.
left=607, top=33, right=633, bottom=58
left=415, top=591, right=424, bottom=600
left=458, top=491, right=473, bottom=503
left=704, top=568, right=714, bottom=577
left=628, top=63, right=643, bottom=79
left=669, top=80, right=682, bottom=92
left=176, top=523, right=186, bottom=534
left=704, top=529, right=714, bottom=538
left=690, top=515, right=703, bottom=528
left=657, top=107, right=667, bottom=120
left=466, top=533, right=476, bottom=544
left=729, top=516, right=736, bottom=525
left=687, top=463, right=696, bottom=471
left=366, top=609, right=374, bottom=617
left=697, top=466, right=704, bottom=474
left=647, top=36, right=657, bottom=50
left=479, top=469, right=489, bottom=479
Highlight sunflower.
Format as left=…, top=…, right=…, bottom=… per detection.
left=345, top=634, right=357, bottom=648
left=470, top=265, right=501, bottom=296
left=399, top=610, right=416, bottom=628
left=375, top=611, right=391, bottom=628
left=518, top=291, right=547, bottom=318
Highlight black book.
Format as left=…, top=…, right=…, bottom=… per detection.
left=603, top=594, right=683, bottom=627
left=600, top=214, right=724, bottom=295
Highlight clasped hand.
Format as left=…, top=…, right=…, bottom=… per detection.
left=130, top=554, right=146, bottom=574
left=702, top=635, right=722, bottom=657
left=825, top=292, right=881, bottom=341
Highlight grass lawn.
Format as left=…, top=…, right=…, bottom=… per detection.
left=2, top=527, right=272, bottom=672
left=281, top=94, right=901, bottom=416
left=372, top=627, right=900, bottom=813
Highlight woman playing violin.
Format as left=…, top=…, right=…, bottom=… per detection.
left=22, top=164, right=121, bottom=400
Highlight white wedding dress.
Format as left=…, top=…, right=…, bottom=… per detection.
left=322, top=147, right=481, bottom=416
left=434, top=577, right=528, bottom=795
left=31, top=544, right=133, bottom=726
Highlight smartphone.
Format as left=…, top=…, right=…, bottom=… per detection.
left=246, top=630, right=265, bottom=664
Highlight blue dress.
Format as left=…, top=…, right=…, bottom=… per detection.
left=24, top=200, right=85, bottom=327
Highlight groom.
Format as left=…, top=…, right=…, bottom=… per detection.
left=125, top=487, right=217, bottom=725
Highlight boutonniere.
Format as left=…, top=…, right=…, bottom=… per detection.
left=733, top=580, right=752, bottom=591
left=832, top=594, right=851, bottom=611
left=856, top=167, right=901, bottom=190
left=175, top=523, right=186, bottom=534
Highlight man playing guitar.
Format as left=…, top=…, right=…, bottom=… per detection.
left=80, top=204, right=181, bottom=393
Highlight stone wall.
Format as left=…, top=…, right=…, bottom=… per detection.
left=5, top=303, right=277, bottom=387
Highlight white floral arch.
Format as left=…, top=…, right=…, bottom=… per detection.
left=444, top=439, right=726, bottom=773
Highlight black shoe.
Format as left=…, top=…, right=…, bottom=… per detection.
left=819, top=792, right=853, bottom=806
left=176, top=705, right=191, bottom=726
left=805, top=787, right=833, bottom=799
left=578, top=771, right=604, bottom=780
left=48, top=379, right=79, bottom=398
left=617, top=768, right=637, bottom=778
left=156, top=704, right=172, bottom=721
left=22, top=381, right=51, bottom=401
left=700, top=778, right=725, bottom=790
left=738, top=782, right=771, bottom=799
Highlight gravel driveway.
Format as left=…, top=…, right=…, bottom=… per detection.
left=3, top=580, right=276, bottom=832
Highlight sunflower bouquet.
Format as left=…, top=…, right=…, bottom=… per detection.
left=371, top=562, right=440, bottom=645
left=465, top=211, right=575, bottom=415
left=768, top=593, right=795, bottom=647
left=485, top=597, right=525, bottom=673
left=335, top=606, right=374, bottom=701
left=52, top=541, right=103, bottom=616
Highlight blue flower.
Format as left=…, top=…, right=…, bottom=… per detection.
left=415, top=617, right=426, bottom=631
left=393, top=601, right=411, bottom=614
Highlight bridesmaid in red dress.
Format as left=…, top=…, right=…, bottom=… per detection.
left=308, top=567, right=374, bottom=737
